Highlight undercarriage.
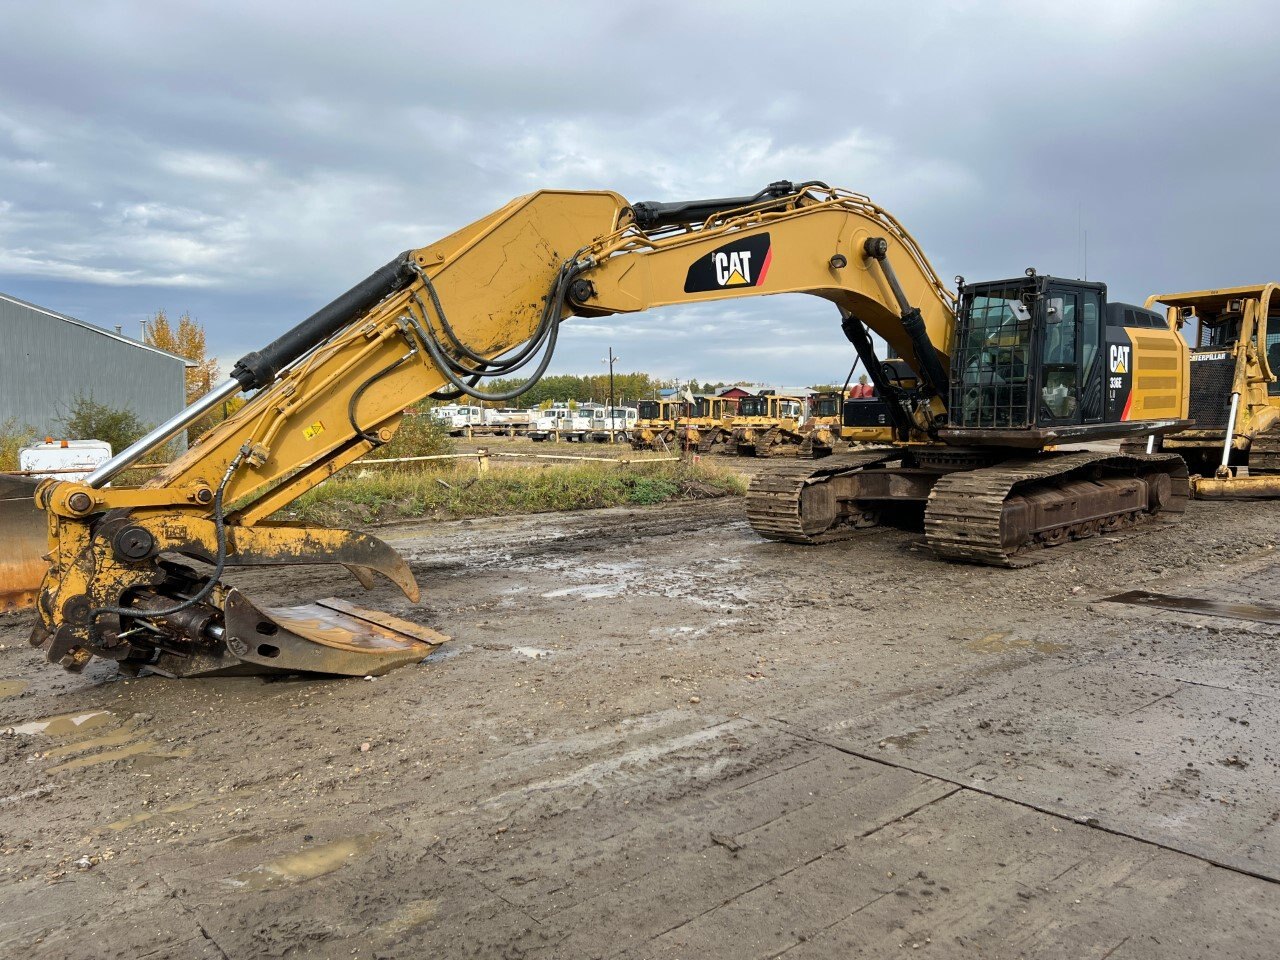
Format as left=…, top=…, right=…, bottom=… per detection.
left=747, top=447, right=1189, bottom=566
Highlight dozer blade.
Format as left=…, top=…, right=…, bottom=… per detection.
left=1190, top=474, right=1280, bottom=499
left=0, top=475, right=47, bottom=612
left=149, top=589, right=447, bottom=678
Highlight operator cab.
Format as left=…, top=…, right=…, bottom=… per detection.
left=811, top=393, right=842, bottom=418
left=944, top=272, right=1185, bottom=446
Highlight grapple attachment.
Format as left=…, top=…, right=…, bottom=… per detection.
left=143, top=590, right=446, bottom=678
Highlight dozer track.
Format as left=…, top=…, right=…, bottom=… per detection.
left=746, top=447, right=901, bottom=544
left=1249, top=426, right=1280, bottom=475
left=924, top=451, right=1189, bottom=566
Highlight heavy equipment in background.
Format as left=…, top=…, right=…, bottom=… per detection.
left=840, top=361, right=914, bottom=445
left=629, top=397, right=692, bottom=450
left=729, top=391, right=808, bottom=456
left=1122, top=285, right=1280, bottom=498
left=678, top=394, right=738, bottom=453
left=9, top=181, right=1191, bottom=679
left=799, top=389, right=861, bottom=457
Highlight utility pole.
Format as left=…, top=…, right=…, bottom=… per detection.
left=602, top=347, right=619, bottom=442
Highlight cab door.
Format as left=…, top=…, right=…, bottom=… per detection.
left=1038, top=287, right=1081, bottom=424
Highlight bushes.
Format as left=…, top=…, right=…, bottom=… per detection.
left=281, top=458, right=745, bottom=526
left=369, top=413, right=454, bottom=461
left=0, top=419, right=39, bottom=472
left=57, top=395, right=150, bottom=457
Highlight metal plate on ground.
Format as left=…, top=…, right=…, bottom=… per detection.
left=1104, top=589, right=1280, bottom=625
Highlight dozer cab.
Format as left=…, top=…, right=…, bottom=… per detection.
left=678, top=394, right=738, bottom=453
left=2, top=181, right=1192, bottom=680
left=629, top=398, right=693, bottom=450
left=730, top=392, right=807, bottom=456
left=1124, top=285, right=1280, bottom=498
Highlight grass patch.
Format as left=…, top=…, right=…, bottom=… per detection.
left=279, top=458, right=746, bottom=526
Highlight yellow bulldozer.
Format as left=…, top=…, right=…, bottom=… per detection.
left=0, top=181, right=1192, bottom=680
left=729, top=391, right=808, bottom=456
left=628, top=397, right=693, bottom=450
left=1122, top=284, right=1280, bottom=498
left=678, top=394, right=739, bottom=453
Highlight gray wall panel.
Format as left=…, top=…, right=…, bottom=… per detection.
left=1, top=294, right=189, bottom=447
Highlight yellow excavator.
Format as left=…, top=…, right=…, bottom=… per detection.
left=7, top=181, right=1192, bottom=679
left=1122, top=285, right=1280, bottom=497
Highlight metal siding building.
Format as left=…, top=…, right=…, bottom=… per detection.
left=0, top=292, right=192, bottom=440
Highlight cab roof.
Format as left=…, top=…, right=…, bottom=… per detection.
left=1147, top=283, right=1279, bottom=311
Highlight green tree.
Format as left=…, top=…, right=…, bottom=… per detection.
left=58, top=395, right=149, bottom=456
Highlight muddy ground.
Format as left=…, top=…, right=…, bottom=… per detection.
left=1, top=464, right=1279, bottom=958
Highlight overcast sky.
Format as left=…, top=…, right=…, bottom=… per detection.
left=1, top=1, right=1277, bottom=389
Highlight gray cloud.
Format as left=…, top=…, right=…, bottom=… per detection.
left=1, top=1, right=1277, bottom=386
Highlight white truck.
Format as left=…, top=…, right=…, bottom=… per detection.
left=484, top=407, right=533, bottom=435
left=528, top=405, right=595, bottom=442
left=589, top=406, right=638, bottom=442
left=428, top=404, right=488, bottom=435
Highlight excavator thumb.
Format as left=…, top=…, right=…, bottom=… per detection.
left=0, top=475, right=47, bottom=612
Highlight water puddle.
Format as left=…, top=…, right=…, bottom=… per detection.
left=541, top=584, right=627, bottom=599
left=513, top=646, right=551, bottom=659
left=48, top=739, right=163, bottom=773
left=379, top=897, right=440, bottom=938
left=218, top=832, right=266, bottom=850
left=106, top=798, right=204, bottom=832
left=964, top=632, right=1067, bottom=655
left=6, top=710, right=114, bottom=737
left=44, top=722, right=143, bottom=759
left=0, top=680, right=29, bottom=699
left=227, top=833, right=382, bottom=891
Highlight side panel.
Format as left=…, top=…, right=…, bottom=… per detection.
left=1107, top=324, right=1188, bottom=421
left=1104, top=326, right=1134, bottom=420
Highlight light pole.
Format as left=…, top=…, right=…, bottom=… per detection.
left=602, top=347, right=619, bottom=441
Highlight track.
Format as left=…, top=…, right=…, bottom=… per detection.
left=745, top=447, right=901, bottom=543
left=925, top=451, right=1189, bottom=566
left=1249, top=424, right=1280, bottom=474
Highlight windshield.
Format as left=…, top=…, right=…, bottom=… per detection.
left=812, top=397, right=840, bottom=417
left=739, top=397, right=767, bottom=416
left=638, top=401, right=661, bottom=419
left=952, top=285, right=1034, bottom=428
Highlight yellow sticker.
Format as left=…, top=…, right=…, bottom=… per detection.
left=303, top=420, right=324, bottom=440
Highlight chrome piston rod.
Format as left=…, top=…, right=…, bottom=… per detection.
left=85, top=378, right=243, bottom=488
